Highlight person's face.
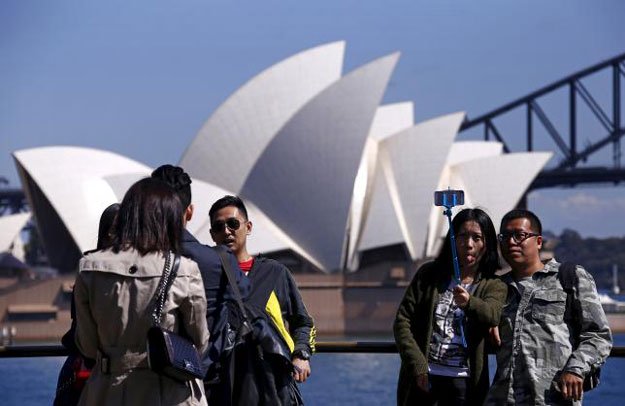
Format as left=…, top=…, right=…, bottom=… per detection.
left=499, top=217, right=542, bottom=268
left=209, top=206, right=252, bottom=255
left=455, top=220, right=486, bottom=272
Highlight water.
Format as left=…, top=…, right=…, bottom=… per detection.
left=2, top=336, right=625, bottom=405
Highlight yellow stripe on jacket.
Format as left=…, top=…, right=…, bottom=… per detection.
left=265, top=290, right=295, bottom=353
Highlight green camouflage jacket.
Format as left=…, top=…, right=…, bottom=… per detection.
left=485, top=259, right=612, bottom=405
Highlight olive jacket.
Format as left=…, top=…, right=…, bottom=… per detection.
left=393, top=261, right=507, bottom=405
left=74, top=248, right=210, bottom=406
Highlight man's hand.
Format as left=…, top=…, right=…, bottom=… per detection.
left=292, top=358, right=311, bottom=382
left=453, top=285, right=470, bottom=308
left=488, top=326, right=501, bottom=347
left=559, top=372, right=583, bottom=401
left=416, top=373, right=429, bottom=392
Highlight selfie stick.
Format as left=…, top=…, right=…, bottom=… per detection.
left=442, top=194, right=462, bottom=285
left=437, top=189, right=467, bottom=347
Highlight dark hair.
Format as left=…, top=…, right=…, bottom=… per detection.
left=111, top=178, right=184, bottom=255
left=96, top=203, right=120, bottom=250
left=209, top=195, right=249, bottom=222
left=435, top=208, right=500, bottom=278
left=83, top=203, right=120, bottom=255
left=151, top=164, right=192, bottom=209
left=500, top=209, right=542, bottom=234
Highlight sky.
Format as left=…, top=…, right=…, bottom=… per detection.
left=2, top=0, right=625, bottom=238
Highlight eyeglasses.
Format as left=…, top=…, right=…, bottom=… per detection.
left=211, top=218, right=242, bottom=233
left=497, top=231, right=540, bottom=244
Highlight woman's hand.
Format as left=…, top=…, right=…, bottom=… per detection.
left=488, top=326, right=501, bottom=347
left=453, top=285, right=470, bottom=308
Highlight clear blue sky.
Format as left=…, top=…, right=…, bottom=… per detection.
left=2, top=0, right=625, bottom=237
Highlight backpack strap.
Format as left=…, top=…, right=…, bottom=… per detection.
left=216, top=246, right=252, bottom=333
left=558, top=262, right=583, bottom=341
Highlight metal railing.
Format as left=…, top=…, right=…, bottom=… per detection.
left=1, top=342, right=625, bottom=358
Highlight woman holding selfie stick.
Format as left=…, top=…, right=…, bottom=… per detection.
left=394, top=208, right=507, bottom=405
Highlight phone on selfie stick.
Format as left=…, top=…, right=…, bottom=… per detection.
left=434, top=188, right=467, bottom=347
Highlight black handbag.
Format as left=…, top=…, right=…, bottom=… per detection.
left=146, top=253, right=204, bottom=382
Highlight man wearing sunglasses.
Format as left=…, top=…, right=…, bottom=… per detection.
left=150, top=165, right=250, bottom=345
left=486, top=209, right=611, bottom=405
left=209, top=195, right=316, bottom=389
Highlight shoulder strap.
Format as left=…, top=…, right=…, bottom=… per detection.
left=216, top=246, right=250, bottom=323
left=558, top=262, right=583, bottom=340
left=151, top=252, right=181, bottom=326
left=559, top=262, right=578, bottom=291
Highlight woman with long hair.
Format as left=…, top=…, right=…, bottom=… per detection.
left=394, top=208, right=507, bottom=405
left=74, top=178, right=209, bottom=405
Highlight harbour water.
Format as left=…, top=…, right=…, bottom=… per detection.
left=1, top=334, right=624, bottom=405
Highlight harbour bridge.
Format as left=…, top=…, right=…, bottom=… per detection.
left=459, top=51, right=625, bottom=191
left=2, top=52, right=625, bottom=214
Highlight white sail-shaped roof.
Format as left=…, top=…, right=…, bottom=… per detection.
left=0, top=212, right=30, bottom=253
left=100, top=169, right=295, bottom=258
left=11, top=43, right=557, bottom=274
left=445, top=140, right=504, bottom=166
left=358, top=112, right=465, bottom=260
left=180, top=41, right=346, bottom=193
left=358, top=156, right=404, bottom=251
left=14, top=146, right=295, bottom=271
left=425, top=148, right=552, bottom=257
left=176, top=179, right=301, bottom=262
left=367, top=102, right=415, bottom=141
left=241, top=53, right=400, bottom=272
left=13, top=147, right=150, bottom=256
left=103, top=172, right=228, bottom=240
left=346, top=102, right=414, bottom=270
left=453, top=152, right=553, bottom=230
left=425, top=141, right=505, bottom=256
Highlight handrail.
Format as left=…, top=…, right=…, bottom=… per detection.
left=1, top=342, right=625, bottom=358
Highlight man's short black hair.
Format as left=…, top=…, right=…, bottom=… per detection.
left=500, top=209, right=542, bottom=235
left=209, top=195, right=249, bottom=222
left=151, top=164, right=192, bottom=209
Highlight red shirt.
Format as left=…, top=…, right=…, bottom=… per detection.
left=239, top=257, right=254, bottom=275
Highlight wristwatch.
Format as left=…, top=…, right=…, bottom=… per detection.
left=292, top=349, right=311, bottom=361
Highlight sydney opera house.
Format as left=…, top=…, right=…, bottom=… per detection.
left=12, top=41, right=551, bottom=275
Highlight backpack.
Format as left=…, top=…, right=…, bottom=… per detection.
left=557, top=262, right=601, bottom=391
left=204, top=248, right=304, bottom=406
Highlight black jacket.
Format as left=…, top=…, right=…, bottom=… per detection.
left=247, top=256, right=315, bottom=355
left=180, top=230, right=250, bottom=333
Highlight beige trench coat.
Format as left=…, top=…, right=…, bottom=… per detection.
left=74, top=248, right=210, bottom=406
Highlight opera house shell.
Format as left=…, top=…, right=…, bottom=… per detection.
left=0, top=212, right=30, bottom=261
left=13, top=41, right=552, bottom=273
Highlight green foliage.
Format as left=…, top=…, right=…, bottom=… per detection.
left=551, top=229, right=625, bottom=290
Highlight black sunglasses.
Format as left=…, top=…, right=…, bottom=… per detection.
left=211, top=218, right=242, bottom=233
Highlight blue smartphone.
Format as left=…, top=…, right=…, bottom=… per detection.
left=434, top=189, right=464, bottom=207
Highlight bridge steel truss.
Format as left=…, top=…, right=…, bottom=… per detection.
left=459, top=52, right=625, bottom=190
